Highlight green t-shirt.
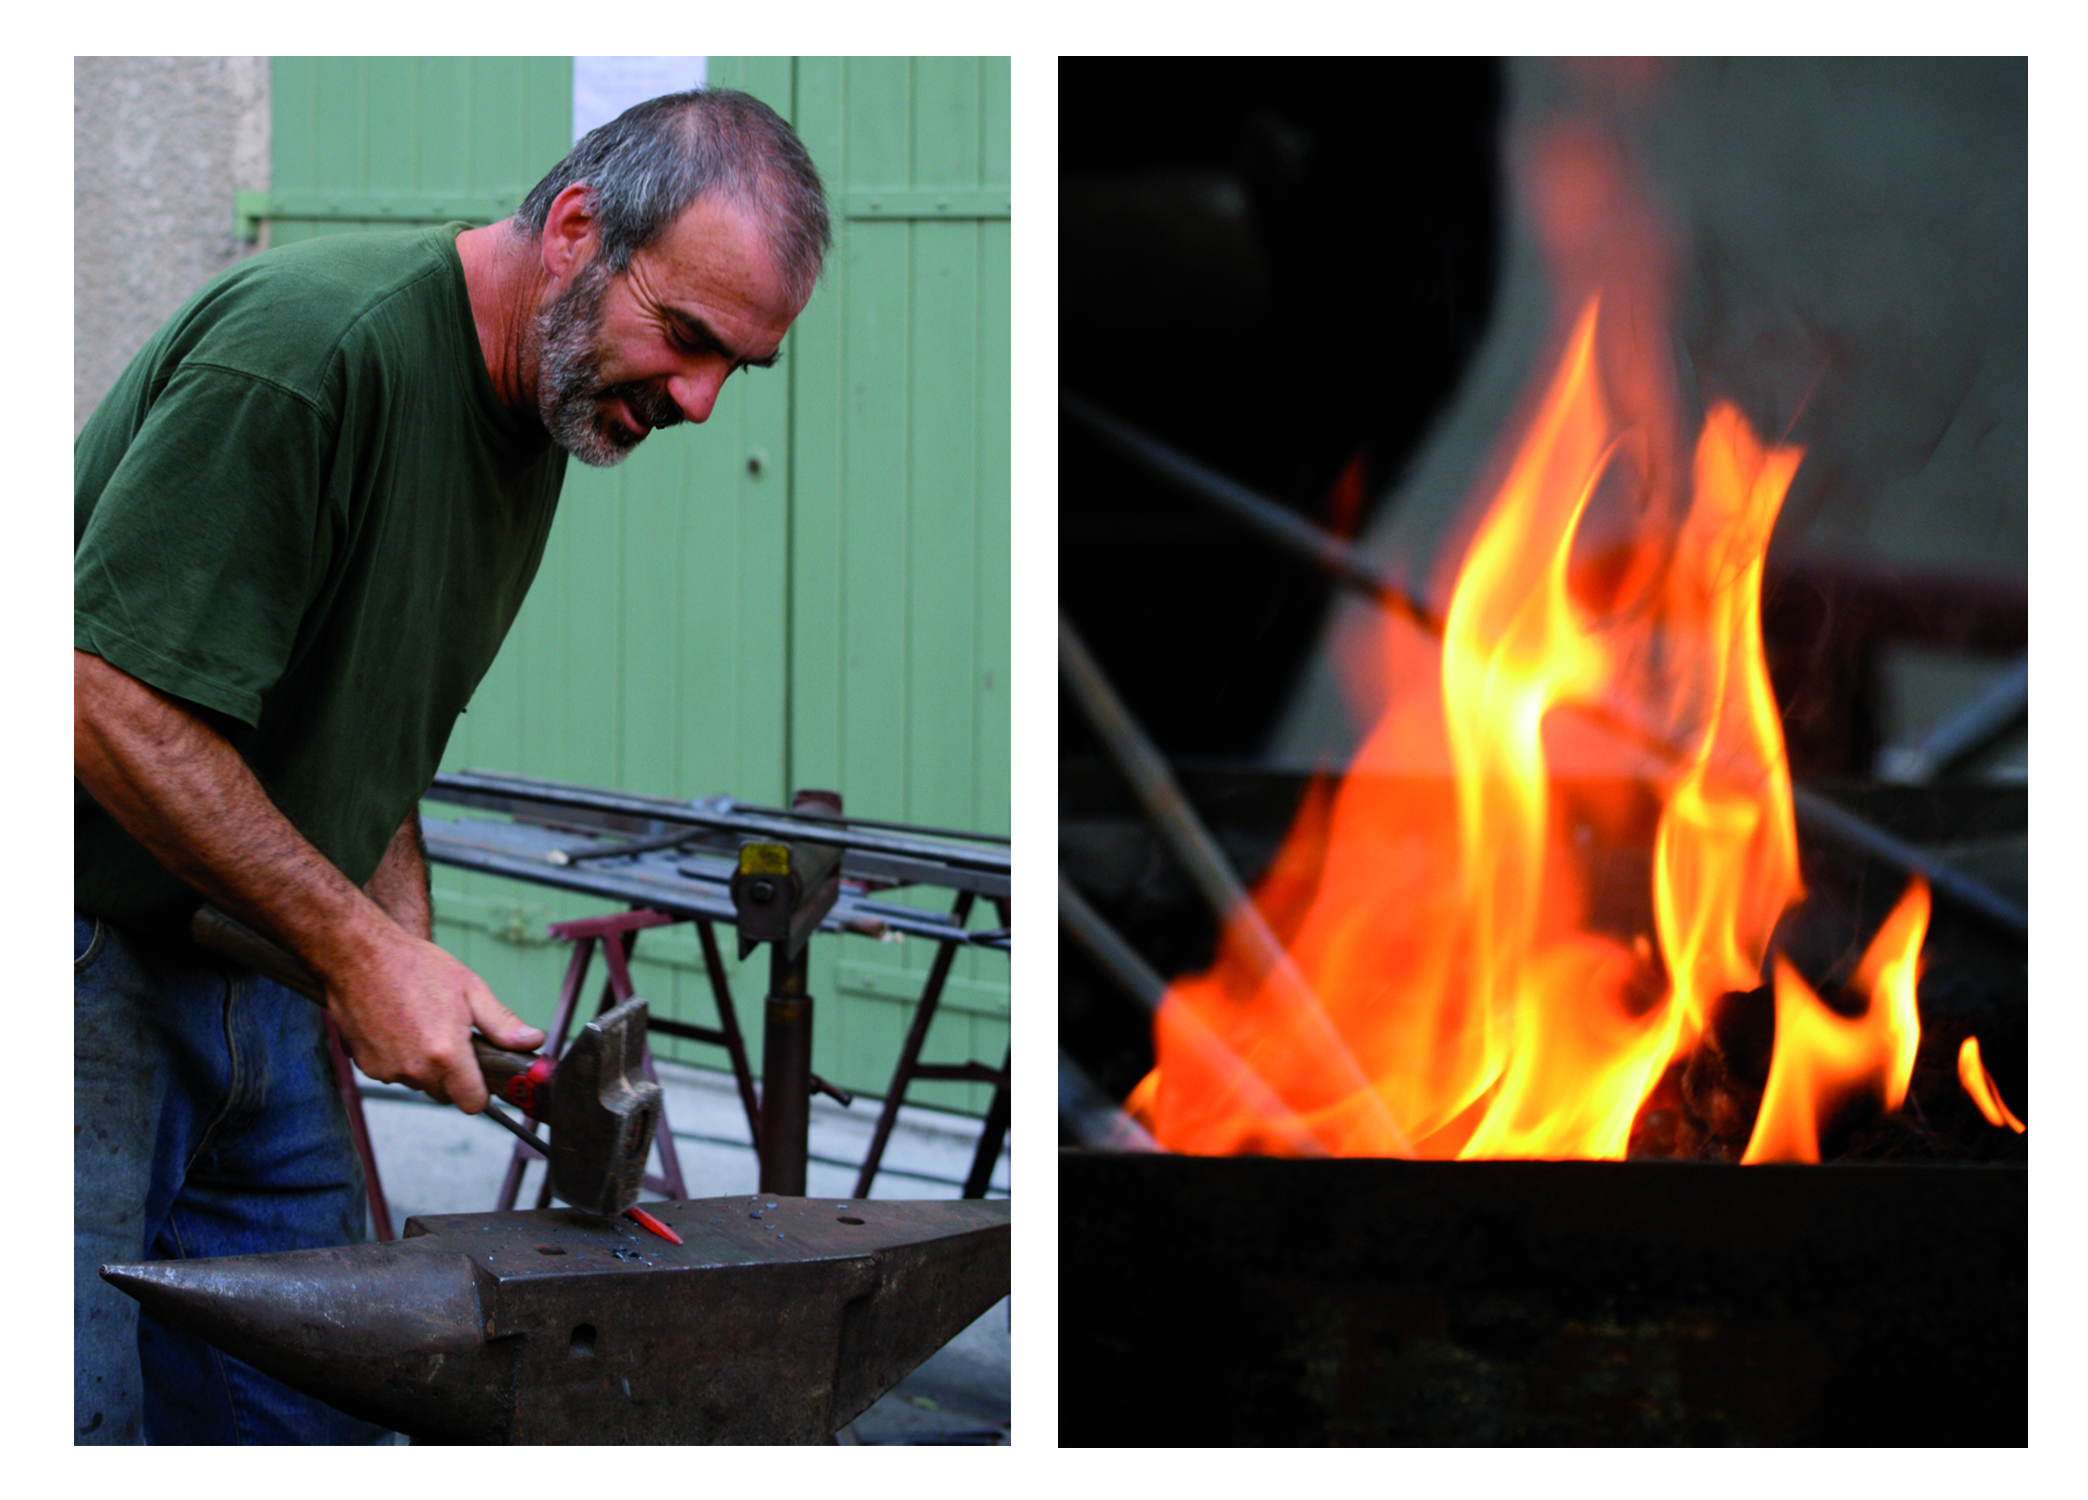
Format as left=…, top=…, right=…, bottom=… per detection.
left=75, top=224, right=567, bottom=937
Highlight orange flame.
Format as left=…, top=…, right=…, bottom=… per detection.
left=1740, top=878, right=1928, bottom=1163
left=1135, top=292, right=1831, bottom=1160
left=1126, top=108, right=1940, bottom=1163
left=1957, top=1035, right=2026, bottom=1133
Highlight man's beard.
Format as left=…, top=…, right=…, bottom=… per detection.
left=532, top=258, right=685, bottom=467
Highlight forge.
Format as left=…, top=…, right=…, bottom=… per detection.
left=1059, top=57, right=2025, bottom=1446
left=1059, top=763, right=2026, bottom=1444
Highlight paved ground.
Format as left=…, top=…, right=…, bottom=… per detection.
left=355, top=1056, right=1011, bottom=1444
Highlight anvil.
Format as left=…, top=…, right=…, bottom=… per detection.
left=103, top=1194, right=1010, bottom=1444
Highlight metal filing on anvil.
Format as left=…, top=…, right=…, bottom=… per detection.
left=103, top=1195, right=1010, bottom=1444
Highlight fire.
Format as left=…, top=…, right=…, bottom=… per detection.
left=1132, top=288, right=1932, bottom=1162
left=1741, top=878, right=1928, bottom=1164
left=1957, top=1035, right=2026, bottom=1133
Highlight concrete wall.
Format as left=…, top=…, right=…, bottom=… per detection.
left=74, top=57, right=270, bottom=434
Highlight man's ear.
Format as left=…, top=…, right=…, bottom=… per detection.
left=539, top=182, right=598, bottom=282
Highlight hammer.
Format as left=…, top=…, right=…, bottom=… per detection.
left=190, top=904, right=662, bottom=1219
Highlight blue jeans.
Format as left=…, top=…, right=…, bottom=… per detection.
left=74, top=912, right=393, bottom=1444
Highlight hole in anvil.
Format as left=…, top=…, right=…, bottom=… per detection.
left=535, top=1244, right=566, bottom=1256
left=837, top=1215, right=866, bottom=1225
left=570, top=1324, right=596, bottom=1358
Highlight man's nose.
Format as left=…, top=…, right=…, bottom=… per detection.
left=669, top=364, right=731, bottom=425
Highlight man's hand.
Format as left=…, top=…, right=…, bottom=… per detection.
left=75, top=648, right=541, bottom=1113
left=324, top=925, right=544, bottom=1112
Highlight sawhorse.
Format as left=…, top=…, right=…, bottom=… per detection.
left=851, top=891, right=1011, bottom=1199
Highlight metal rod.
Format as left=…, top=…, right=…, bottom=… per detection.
left=853, top=890, right=979, bottom=1199
left=1064, top=392, right=2028, bottom=942
left=1903, top=657, right=2029, bottom=781
left=757, top=941, right=814, bottom=1196
left=479, top=1099, right=546, bottom=1156
left=550, top=829, right=696, bottom=865
left=695, top=917, right=763, bottom=1143
left=431, top=770, right=1009, bottom=873
left=729, top=802, right=1012, bottom=846
left=1058, top=1046, right=1159, bottom=1153
left=1058, top=867, right=1322, bottom=1156
left=1062, top=390, right=1443, bottom=636
left=1059, top=612, right=1412, bottom=1155
left=961, top=1045, right=1012, bottom=1198
left=1056, top=870, right=1168, bottom=1014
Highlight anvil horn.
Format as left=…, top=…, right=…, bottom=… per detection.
left=102, top=1195, right=1009, bottom=1444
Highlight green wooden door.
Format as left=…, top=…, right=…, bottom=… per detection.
left=261, top=56, right=1009, bottom=1118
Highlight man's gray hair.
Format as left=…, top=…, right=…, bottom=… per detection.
left=516, top=88, right=830, bottom=304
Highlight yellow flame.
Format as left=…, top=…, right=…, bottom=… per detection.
left=1956, top=1036, right=2026, bottom=1133
left=1742, top=878, right=1928, bottom=1164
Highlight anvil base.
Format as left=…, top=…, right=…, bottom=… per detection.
left=104, top=1194, right=1010, bottom=1444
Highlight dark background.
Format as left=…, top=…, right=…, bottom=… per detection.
left=1060, top=57, right=1505, bottom=760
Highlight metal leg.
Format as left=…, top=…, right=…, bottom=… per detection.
left=326, top=1016, right=393, bottom=1242
left=853, top=889, right=977, bottom=1199
left=757, top=941, right=815, bottom=1196
left=961, top=1045, right=1012, bottom=1199
left=696, top=918, right=763, bottom=1143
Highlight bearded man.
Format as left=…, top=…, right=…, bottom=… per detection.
left=73, top=88, right=828, bottom=1444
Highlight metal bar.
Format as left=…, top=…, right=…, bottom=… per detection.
left=853, top=890, right=978, bottom=1199
left=546, top=908, right=679, bottom=942
left=1788, top=784, right=2027, bottom=937
left=758, top=942, right=814, bottom=1196
left=834, top=848, right=1012, bottom=900
left=1056, top=870, right=1168, bottom=1014
left=1062, top=389, right=1442, bottom=634
left=102, top=1195, right=1012, bottom=1444
left=1060, top=611, right=1414, bottom=1155
left=1064, top=392, right=2027, bottom=942
left=961, top=1045, right=1011, bottom=1199
left=422, top=821, right=1001, bottom=948
left=1058, top=1047, right=1160, bottom=1153
left=696, top=917, right=763, bottom=1144
left=1058, top=866, right=1313, bottom=1155
left=729, top=801, right=1011, bottom=845
left=551, top=829, right=699, bottom=865
left=325, top=1018, right=394, bottom=1242
left=1902, top=657, right=2029, bottom=781
left=430, top=770, right=1010, bottom=874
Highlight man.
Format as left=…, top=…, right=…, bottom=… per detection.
left=74, top=88, right=829, bottom=1444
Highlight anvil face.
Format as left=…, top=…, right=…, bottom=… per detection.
left=103, top=1195, right=1010, bottom=1444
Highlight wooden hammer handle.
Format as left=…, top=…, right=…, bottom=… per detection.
left=190, top=904, right=543, bottom=1090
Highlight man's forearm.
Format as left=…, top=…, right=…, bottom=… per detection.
left=73, top=648, right=543, bottom=1107
left=73, top=648, right=394, bottom=981
left=365, top=811, right=434, bottom=941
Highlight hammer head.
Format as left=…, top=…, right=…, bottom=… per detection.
left=546, top=997, right=662, bottom=1218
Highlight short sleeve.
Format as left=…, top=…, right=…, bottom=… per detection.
left=74, top=363, right=338, bottom=727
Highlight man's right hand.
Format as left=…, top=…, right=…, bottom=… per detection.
left=76, top=648, right=542, bottom=1117
left=322, top=927, right=546, bottom=1113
